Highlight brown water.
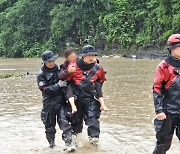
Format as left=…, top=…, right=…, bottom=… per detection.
left=0, top=58, right=179, bottom=154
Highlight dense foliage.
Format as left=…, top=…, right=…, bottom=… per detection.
left=0, top=0, right=179, bottom=57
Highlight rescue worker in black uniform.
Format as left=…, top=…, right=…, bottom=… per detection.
left=153, top=34, right=180, bottom=154
left=66, top=45, right=106, bottom=145
left=37, top=51, right=75, bottom=152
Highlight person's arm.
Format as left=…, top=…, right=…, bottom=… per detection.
left=94, top=81, right=108, bottom=111
left=37, top=73, right=66, bottom=95
left=97, top=67, right=106, bottom=83
left=94, top=81, right=103, bottom=98
left=58, top=67, right=70, bottom=80
left=153, top=65, right=166, bottom=120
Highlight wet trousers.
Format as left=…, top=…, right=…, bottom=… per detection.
left=153, top=113, right=180, bottom=154
left=41, top=104, right=73, bottom=145
left=77, top=98, right=101, bottom=138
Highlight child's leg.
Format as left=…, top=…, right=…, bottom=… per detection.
left=67, top=82, right=77, bottom=113
left=69, top=97, right=77, bottom=113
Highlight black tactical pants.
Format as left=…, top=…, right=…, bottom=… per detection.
left=61, top=101, right=84, bottom=135
left=79, top=98, right=101, bottom=138
left=41, top=104, right=73, bottom=145
left=153, top=113, right=180, bottom=154
left=70, top=100, right=84, bottom=135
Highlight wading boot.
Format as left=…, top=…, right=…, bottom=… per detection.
left=64, top=142, right=76, bottom=153
left=49, top=139, right=55, bottom=148
left=89, top=137, right=99, bottom=146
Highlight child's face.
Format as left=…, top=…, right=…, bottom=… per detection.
left=67, top=52, right=77, bottom=62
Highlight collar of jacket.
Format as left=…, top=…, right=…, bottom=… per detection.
left=76, top=58, right=95, bottom=71
left=165, top=55, right=180, bottom=68
left=42, top=64, right=59, bottom=80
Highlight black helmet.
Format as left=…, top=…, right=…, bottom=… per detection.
left=42, top=51, right=58, bottom=64
left=80, top=45, right=97, bottom=57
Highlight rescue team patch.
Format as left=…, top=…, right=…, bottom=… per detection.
left=39, top=81, right=44, bottom=87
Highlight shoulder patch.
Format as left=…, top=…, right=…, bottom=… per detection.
left=39, top=81, right=44, bottom=87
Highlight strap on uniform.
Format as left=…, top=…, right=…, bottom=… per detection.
left=85, top=64, right=101, bottom=81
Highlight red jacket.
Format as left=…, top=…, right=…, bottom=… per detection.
left=153, top=55, right=180, bottom=114
left=66, top=61, right=106, bottom=85
left=153, top=60, right=178, bottom=94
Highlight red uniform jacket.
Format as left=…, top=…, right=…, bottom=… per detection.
left=153, top=55, right=180, bottom=114
left=66, top=61, right=106, bottom=85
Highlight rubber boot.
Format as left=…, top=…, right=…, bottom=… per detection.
left=48, top=139, right=55, bottom=148
left=89, top=137, right=99, bottom=146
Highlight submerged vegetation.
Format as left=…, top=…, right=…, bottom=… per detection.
left=0, top=0, right=179, bottom=57
left=0, top=73, right=23, bottom=79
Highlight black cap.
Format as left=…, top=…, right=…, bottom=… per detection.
left=80, top=45, right=97, bottom=57
left=42, top=51, right=58, bottom=64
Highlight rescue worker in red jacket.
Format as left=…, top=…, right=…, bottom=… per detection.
left=66, top=45, right=106, bottom=145
left=153, top=34, right=180, bottom=154
left=58, top=48, right=108, bottom=138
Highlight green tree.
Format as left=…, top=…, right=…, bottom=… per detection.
left=0, top=0, right=58, bottom=57
left=50, top=0, right=112, bottom=49
left=0, top=0, right=179, bottom=57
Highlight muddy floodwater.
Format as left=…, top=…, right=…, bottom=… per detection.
left=0, top=58, right=180, bottom=154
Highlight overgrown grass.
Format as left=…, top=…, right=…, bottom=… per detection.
left=0, top=73, right=23, bottom=79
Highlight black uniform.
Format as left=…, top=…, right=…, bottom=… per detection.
left=66, top=58, right=106, bottom=138
left=58, top=59, right=104, bottom=136
left=37, top=64, right=73, bottom=146
left=153, top=56, right=180, bottom=154
left=76, top=59, right=102, bottom=138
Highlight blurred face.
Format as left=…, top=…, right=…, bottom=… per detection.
left=67, top=52, right=77, bottom=62
left=171, top=46, right=180, bottom=59
left=83, top=54, right=95, bottom=64
left=45, top=60, right=55, bottom=68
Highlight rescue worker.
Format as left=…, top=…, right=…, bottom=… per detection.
left=153, top=34, right=180, bottom=154
left=66, top=45, right=106, bottom=145
left=37, top=51, right=75, bottom=152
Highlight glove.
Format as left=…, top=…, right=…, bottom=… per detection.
left=58, top=80, right=67, bottom=87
